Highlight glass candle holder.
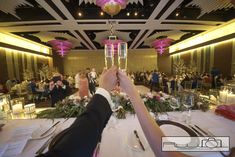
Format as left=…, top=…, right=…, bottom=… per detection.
left=0, top=94, right=11, bottom=113
left=219, top=86, right=229, bottom=104
left=11, top=97, right=25, bottom=114
left=24, top=103, right=36, bottom=114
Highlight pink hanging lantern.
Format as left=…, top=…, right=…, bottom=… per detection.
left=96, top=0, right=127, bottom=16
left=152, top=38, right=174, bottom=55
left=48, top=40, right=73, bottom=57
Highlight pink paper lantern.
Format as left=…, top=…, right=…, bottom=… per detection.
left=48, top=40, right=73, bottom=57
left=152, top=38, right=174, bottom=55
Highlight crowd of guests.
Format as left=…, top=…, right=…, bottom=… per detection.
left=0, top=67, right=230, bottom=106
left=127, top=67, right=228, bottom=94
left=0, top=68, right=99, bottom=107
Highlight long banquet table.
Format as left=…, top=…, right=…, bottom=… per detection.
left=0, top=110, right=235, bottom=157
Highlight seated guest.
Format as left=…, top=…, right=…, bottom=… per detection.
left=78, top=71, right=89, bottom=98
left=49, top=75, right=68, bottom=107
left=215, top=74, right=224, bottom=88
left=0, top=83, right=8, bottom=94
left=5, top=79, right=13, bottom=92
left=38, top=66, right=188, bottom=157
left=29, top=79, right=43, bottom=101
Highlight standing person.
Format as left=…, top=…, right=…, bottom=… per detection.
left=49, top=75, right=68, bottom=107
left=211, top=67, right=220, bottom=88
left=90, top=68, right=97, bottom=80
left=75, top=71, right=80, bottom=89
left=78, top=71, right=89, bottom=98
left=150, top=70, right=159, bottom=92
left=85, top=68, right=91, bottom=78
left=88, top=73, right=96, bottom=95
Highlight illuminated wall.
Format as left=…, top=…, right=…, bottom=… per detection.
left=171, top=39, right=235, bottom=77
left=0, top=48, right=53, bottom=83
left=0, top=32, right=52, bottom=83
left=63, top=49, right=158, bottom=75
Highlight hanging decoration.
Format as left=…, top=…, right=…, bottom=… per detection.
left=48, top=40, right=73, bottom=57
left=96, top=0, right=127, bottom=16
left=152, top=38, right=173, bottom=55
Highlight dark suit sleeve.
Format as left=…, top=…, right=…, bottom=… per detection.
left=37, top=94, right=112, bottom=157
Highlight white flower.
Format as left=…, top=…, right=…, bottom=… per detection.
left=146, top=92, right=153, bottom=98
left=160, top=97, right=165, bottom=102
left=142, top=98, right=147, bottom=102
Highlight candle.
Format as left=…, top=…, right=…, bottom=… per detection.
left=24, top=103, right=36, bottom=114
left=219, top=90, right=228, bottom=103
left=226, top=93, right=235, bottom=105
left=12, top=103, right=23, bottom=114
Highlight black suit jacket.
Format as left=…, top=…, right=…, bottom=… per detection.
left=37, top=94, right=112, bottom=157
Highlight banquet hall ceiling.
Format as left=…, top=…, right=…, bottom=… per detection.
left=0, top=0, right=234, bottom=50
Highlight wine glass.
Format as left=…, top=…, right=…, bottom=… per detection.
left=170, top=97, right=180, bottom=111
left=181, top=94, right=194, bottom=124
left=168, top=96, right=181, bottom=121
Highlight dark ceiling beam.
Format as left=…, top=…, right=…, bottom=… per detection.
left=133, top=0, right=184, bottom=49
left=36, top=0, right=93, bottom=50
left=130, top=0, right=170, bottom=49
left=51, top=0, right=97, bottom=50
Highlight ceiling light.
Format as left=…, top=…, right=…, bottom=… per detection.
left=127, top=12, right=130, bottom=16
left=100, top=11, right=104, bottom=16
left=134, top=12, right=138, bottom=16
left=78, top=12, right=82, bottom=17
left=175, top=12, right=179, bottom=17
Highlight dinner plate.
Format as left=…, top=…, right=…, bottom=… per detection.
left=126, top=130, right=149, bottom=152
left=31, top=125, right=56, bottom=140
left=157, top=120, right=197, bottom=137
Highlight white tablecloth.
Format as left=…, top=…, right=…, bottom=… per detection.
left=0, top=110, right=235, bottom=157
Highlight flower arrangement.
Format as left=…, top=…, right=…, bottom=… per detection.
left=36, top=97, right=87, bottom=119
left=37, top=91, right=210, bottom=119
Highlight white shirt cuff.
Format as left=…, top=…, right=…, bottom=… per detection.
left=95, top=88, right=114, bottom=109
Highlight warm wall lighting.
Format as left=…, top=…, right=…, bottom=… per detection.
left=169, top=19, right=235, bottom=53
left=100, top=11, right=104, bottom=16
left=134, top=12, right=138, bottom=16
left=0, top=32, right=51, bottom=54
left=0, top=47, right=51, bottom=59
left=126, top=12, right=130, bottom=16
left=170, top=38, right=235, bottom=57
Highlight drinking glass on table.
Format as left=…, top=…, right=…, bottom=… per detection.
left=170, top=96, right=180, bottom=111
left=181, top=94, right=194, bottom=124
left=168, top=96, right=181, bottom=120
